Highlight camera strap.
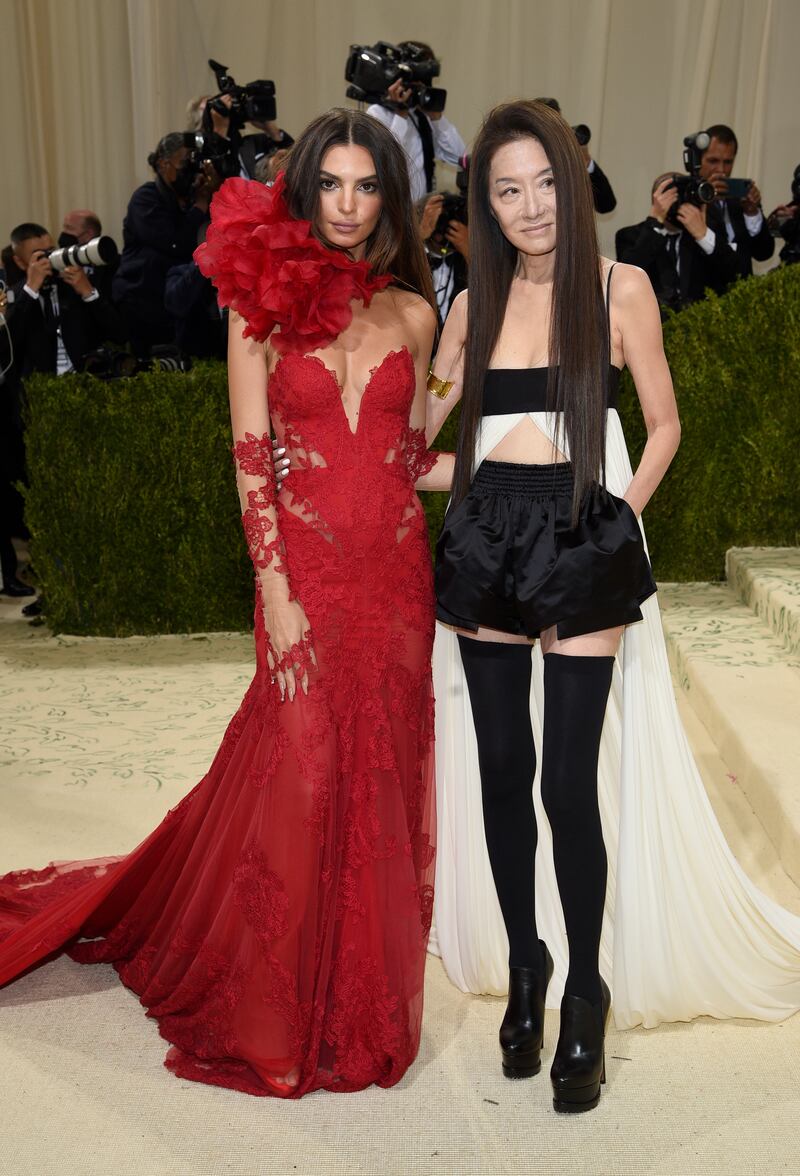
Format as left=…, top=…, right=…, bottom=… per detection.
left=412, top=111, right=435, bottom=194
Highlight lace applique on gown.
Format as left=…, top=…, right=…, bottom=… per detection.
left=0, top=334, right=436, bottom=1094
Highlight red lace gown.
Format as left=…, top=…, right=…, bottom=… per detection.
left=0, top=346, right=436, bottom=1098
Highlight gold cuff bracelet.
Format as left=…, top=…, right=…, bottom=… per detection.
left=427, top=371, right=454, bottom=399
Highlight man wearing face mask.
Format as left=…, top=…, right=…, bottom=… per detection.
left=58, top=209, right=119, bottom=306
left=112, top=133, right=220, bottom=357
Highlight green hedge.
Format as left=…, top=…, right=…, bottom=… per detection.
left=23, top=265, right=800, bottom=635
left=617, top=264, right=800, bottom=580
left=24, top=364, right=253, bottom=635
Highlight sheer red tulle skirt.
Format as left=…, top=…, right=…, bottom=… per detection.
left=0, top=349, right=436, bottom=1098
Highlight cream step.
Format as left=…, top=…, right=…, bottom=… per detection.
left=726, top=547, right=800, bottom=656
left=659, top=581, right=800, bottom=888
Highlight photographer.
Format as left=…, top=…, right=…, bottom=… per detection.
left=186, top=93, right=293, bottom=180
left=0, top=280, right=32, bottom=600
left=767, top=165, right=800, bottom=266
left=59, top=209, right=118, bottom=304
left=419, top=190, right=469, bottom=322
left=112, top=133, right=219, bottom=357
left=7, top=222, right=126, bottom=378
left=164, top=223, right=227, bottom=361
left=536, top=98, right=616, bottom=213
left=366, top=41, right=466, bottom=202
left=615, top=172, right=739, bottom=314
left=698, top=124, right=774, bottom=276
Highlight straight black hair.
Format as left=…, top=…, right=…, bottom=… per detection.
left=451, top=100, right=608, bottom=525
left=10, top=223, right=49, bottom=247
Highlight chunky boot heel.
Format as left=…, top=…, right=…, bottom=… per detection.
left=500, top=941, right=554, bottom=1079
left=550, top=978, right=610, bottom=1113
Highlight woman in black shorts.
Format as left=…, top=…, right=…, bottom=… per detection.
left=427, top=100, right=679, bottom=1113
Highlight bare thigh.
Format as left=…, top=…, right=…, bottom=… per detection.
left=456, top=625, right=622, bottom=655
left=455, top=625, right=534, bottom=647
left=539, top=624, right=623, bottom=658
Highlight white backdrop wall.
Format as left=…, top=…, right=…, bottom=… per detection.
left=1, top=0, right=799, bottom=262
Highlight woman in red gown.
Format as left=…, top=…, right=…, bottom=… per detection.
left=0, top=110, right=440, bottom=1098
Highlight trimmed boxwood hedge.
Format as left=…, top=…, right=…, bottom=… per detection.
left=617, top=263, right=800, bottom=580
left=23, top=363, right=253, bottom=635
left=23, top=265, right=800, bottom=635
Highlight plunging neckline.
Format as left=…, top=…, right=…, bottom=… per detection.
left=273, top=346, right=413, bottom=437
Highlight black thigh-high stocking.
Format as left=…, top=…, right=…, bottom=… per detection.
left=541, top=652, right=614, bottom=1005
left=457, top=635, right=538, bottom=968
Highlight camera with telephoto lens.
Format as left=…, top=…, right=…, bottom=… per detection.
left=345, top=41, right=447, bottom=114
left=205, top=59, right=277, bottom=130
left=193, top=58, right=278, bottom=181
left=183, top=129, right=238, bottom=183
left=44, top=236, right=119, bottom=273
left=662, top=132, right=717, bottom=226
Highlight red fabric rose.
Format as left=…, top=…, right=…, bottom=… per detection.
left=194, top=174, right=392, bottom=354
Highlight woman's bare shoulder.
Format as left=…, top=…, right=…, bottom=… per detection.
left=604, top=257, right=653, bottom=301
left=390, top=286, right=438, bottom=321
left=387, top=288, right=438, bottom=350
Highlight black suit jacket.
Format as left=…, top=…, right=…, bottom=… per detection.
left=590, top=163, right=616, bottom=214
left=615, top=216, right=740, bottom=311
left=164, top=262, right=227, bottom=360
left=711, top=201, right=774, bottom=277
left=112, top=179, right=208, bottom=327
left=8, top=276, right=127, bottom=378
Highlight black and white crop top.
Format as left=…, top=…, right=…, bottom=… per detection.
left=482, top=264, right=621, bottom=416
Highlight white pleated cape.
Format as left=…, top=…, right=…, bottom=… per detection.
left=429, top=409, right=800, bottom=1029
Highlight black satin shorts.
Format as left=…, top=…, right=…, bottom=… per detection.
left=435, top=460, right=657, bottom=639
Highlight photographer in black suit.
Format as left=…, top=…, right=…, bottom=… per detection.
left=0, top=281, right=33, bottom=598
left=186, top=94, right=293, bottom=180
left=7, top=222, right=126, bottom=378
left=615, top=173, right=739, bottom=315
left=698, top=124, right=774, bottom=276
left=767, top=165, right=800, bottom=266
left=418, top=193, right=469, bottom=323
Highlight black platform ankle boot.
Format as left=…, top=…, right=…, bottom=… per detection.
left=550, top=978, right=611, bottom=1113
left=499, top=941, right=554, bottom=1078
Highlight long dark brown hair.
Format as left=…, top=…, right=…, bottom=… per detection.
left=282, top=108, right=436, bottom=311
left=452, top=100, right=608, bottom=523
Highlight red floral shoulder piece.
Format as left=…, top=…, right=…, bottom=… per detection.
left=194, top=174, right=392, bottom=354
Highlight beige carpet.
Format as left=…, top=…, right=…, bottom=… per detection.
left=1, top=603, right=799, bottom=1176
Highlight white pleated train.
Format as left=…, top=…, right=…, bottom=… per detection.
left=429, top=408, right=800, bottom=1029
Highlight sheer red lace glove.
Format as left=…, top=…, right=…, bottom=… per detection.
left=233, top=432, right=285, bottom=572
left=406, top=428, right=439, bottom=483
left=232, top=431, right=316, bottom=701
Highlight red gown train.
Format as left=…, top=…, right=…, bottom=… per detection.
left=0, top=345, right=436, bottom=1098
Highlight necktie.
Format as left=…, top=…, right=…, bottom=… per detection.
left=412, top=111, right=435, bottom=194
